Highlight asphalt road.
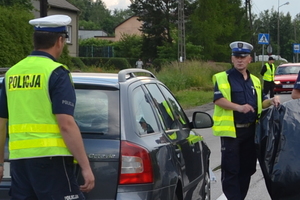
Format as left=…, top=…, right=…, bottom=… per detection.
left=185, top=93, right=293, bottom=200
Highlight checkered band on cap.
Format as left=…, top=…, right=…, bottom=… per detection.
left=230, top=41, right=253, bottom=56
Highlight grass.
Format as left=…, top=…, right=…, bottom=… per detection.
left=173, top=89, right=213, bottom=109
left=74, top=60, right=275, bottom=109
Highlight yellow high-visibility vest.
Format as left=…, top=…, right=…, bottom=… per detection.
left=5, top=56, right=72, bottom=159
left=263, top=63, right=275, bottom=81
left=212, top=71, right=262, bottom=138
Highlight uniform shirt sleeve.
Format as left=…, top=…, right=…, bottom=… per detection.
left=260, top=65, right=267, bottom=76
left=262, top=91, right=268, bottom=101
left=49, top=67, right=76, bottom=116
left=213, top=83, right=224, bottom=102
left=0, top=79, right=8, bottom=118
left=294, top=71, right=300, bottom=90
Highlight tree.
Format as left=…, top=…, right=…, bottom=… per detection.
left=0, top=0, right=33, bottom=10
left=187, top=0, right=250, bottom=62
left=130, top=0, right=178, bottom=59
left=67, top=0, right=133, bottom=35
left=252, top=9, right=294, bottom=62
left=113, top=34, right=143, bottom=58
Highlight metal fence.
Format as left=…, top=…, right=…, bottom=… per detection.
left=79, top=46, right=114, bottom=58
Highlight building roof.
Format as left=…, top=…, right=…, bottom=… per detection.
left=78, top=30, right=108, bottom=39
left=48, top=0, right=80, bottom=12
left=114, top=16, right=139, bottom=30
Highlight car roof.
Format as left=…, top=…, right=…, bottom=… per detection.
left=71, top=72, right=119, bottom=87
left=0, top=68, right=157, bottom=88
left=278, top=63, right=300, bottom=67
left=72, top=69, right=156, bottom=84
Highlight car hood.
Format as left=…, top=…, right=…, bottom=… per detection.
left=274, top=74, right=298, bottom=81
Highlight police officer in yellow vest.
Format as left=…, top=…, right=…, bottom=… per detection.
left=212, top=41, right=280, bottom=200
left=260, top=56, right=276, bottom=98
left=0, top=15, right=94, bottom=199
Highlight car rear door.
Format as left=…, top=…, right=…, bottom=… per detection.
left=70, top=85, right=121, bottom=199
left=0, top=82, right=122, bottom=200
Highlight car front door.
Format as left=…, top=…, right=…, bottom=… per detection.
left=145, top=83, right=204, bottom=190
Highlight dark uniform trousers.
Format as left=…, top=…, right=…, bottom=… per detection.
left=263, top=80, right=275, bottom=98
left=221, top=124, right=257, bottom=200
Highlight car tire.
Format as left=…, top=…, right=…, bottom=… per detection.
left=204, top=169, right=211, bottom=200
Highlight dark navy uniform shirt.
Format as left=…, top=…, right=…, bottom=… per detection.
left=0, top=51, right=76, bottom=118
left=213, top=68, right=267, bottom=124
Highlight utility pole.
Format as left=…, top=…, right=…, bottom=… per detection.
left=246, top=1, right=254, bottom=45
left=178, top=0, right=185, bottom=62
left=40, top=0, right=48, bottom=17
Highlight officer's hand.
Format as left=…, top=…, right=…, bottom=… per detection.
left=270, top=96, right=280, bottom=107
left=237, top=104, right=255, bottom=113
left=79, top=167, right=95, bottom=193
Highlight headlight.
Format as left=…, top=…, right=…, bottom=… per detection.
left=274, top=81, right=281, bottom=84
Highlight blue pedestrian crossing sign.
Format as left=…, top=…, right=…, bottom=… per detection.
left=258, top=33, right=269, bottom=45
left=293, top=44, right=300, bottom=53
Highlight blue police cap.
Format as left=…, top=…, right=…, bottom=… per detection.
left=29, top=15, right=71, bottom=33
left=230, top=41, right=253, bottom=57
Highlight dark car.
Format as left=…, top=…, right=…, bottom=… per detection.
left=274, top=63, right=300, bottom=93
left=0, top=69, right=212, bottom=200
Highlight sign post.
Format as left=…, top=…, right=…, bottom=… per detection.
left=267, top=45, right=272, bottom=55
left=258, top=33, right=270, bottom=67
left=293, top=44, right=300, bottom=63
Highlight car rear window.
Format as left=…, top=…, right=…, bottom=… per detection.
left=74, top=89, right=119, bottom=137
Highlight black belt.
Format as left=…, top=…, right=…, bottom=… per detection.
left=235, top=122, right=254, bottom=128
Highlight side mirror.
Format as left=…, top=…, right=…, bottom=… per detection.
left=191, top=112, right=213, bottom=129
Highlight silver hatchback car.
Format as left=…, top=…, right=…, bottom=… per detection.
left=0, top=69, right=212, bottom=200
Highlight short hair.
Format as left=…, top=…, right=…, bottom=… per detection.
left=33, top=31, right=66, bottom=50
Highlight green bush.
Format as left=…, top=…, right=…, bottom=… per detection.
left=79, top=38, right=113, bottom=46
left=126, top=58, right=137, bottom=68
left=71, top=57, right=85, bottom=69
left=113, top=34, right=142, bottom=58
left=58, top=45, right=74, bottom=69
left=98, top=58, right=110, bottom=67
left=104, top=58, right=130, bottom=70
left=0, top=6, right=33, bottom=67
left=80, top=57, right=102, bottom=67
left=79, top=57, right=112, bottom=68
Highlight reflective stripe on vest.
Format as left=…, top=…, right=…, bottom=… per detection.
left=212, top=71, right=262, bottom=138
left=263, top=63, right=275, bottom=81
left=5, top=56, right=72, bottom=159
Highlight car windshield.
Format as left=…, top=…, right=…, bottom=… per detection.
left=276, top=65, right=300, bottom=75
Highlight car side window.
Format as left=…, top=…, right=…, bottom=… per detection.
left=158, top=85, right=189, bottom=129
left=145, top=84, right=176, bottom=131
left=132, top=86, right=159, bottom=135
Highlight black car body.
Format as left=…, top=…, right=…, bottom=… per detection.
left=0, top=69, right=212, bottom=200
